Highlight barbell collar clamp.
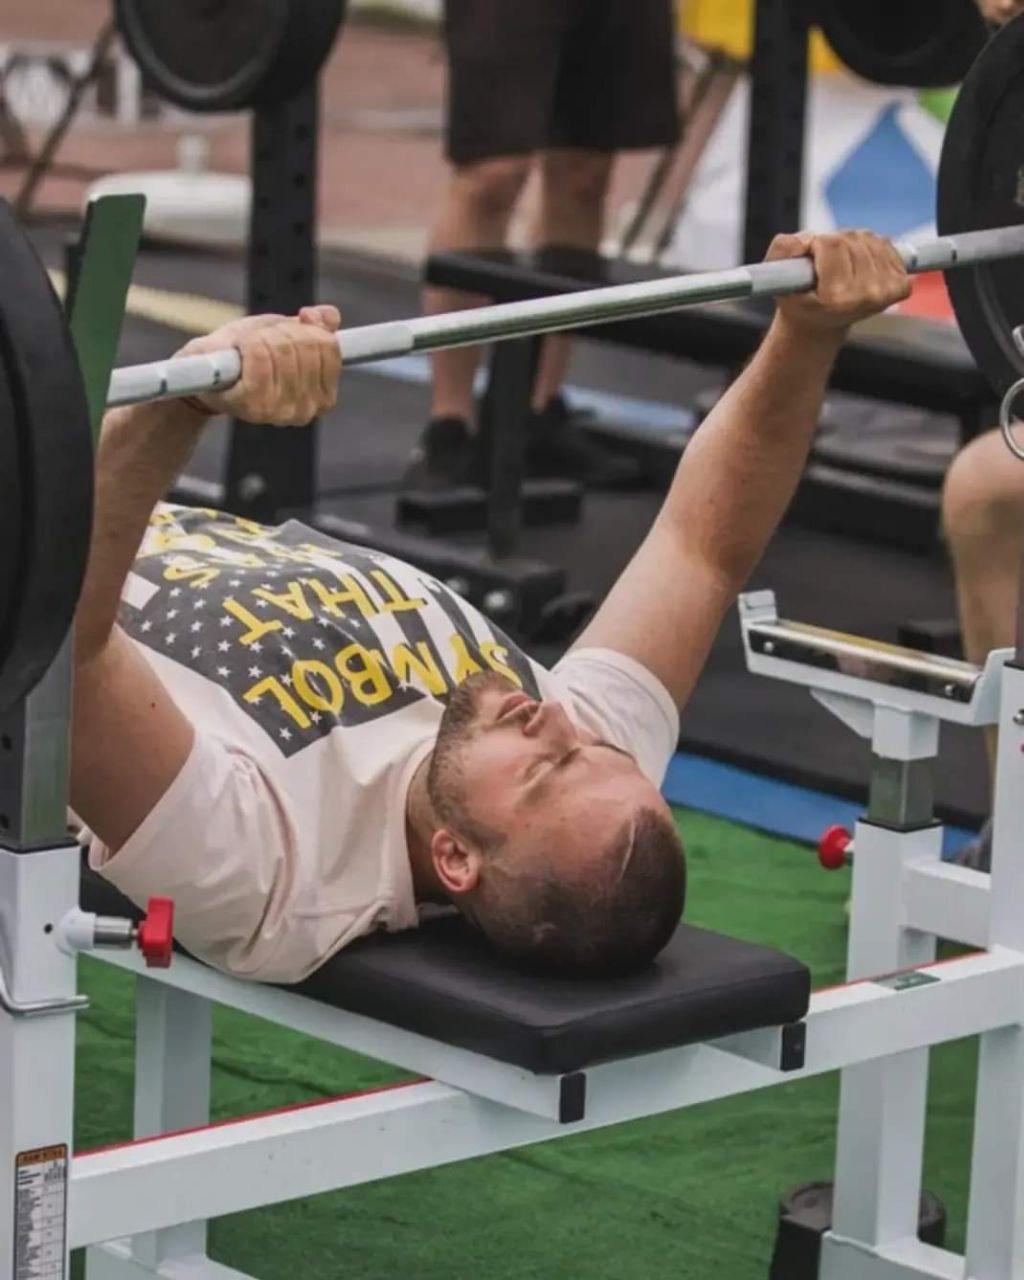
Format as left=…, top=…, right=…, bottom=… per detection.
left=1001, top=377, right=1024, bottom=462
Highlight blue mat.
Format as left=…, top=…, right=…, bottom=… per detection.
left=663, top=751, right=976, bottom=859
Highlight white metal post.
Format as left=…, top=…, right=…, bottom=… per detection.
left=0, top=846, right=82, bottom=1280
left=821, top=709, right=941, bottom=1280
left=0, top=641, right=84, bottom=1280
left=963, top=661, right=1024, bottom=1280
left=87, top=981, right=252, bottom=1280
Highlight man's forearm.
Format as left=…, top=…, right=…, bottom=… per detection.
left=75, top=401, right=209, bottom=665
left=662, top=316, right=843, bottom=588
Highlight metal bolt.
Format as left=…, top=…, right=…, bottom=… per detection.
left=483, top=589, right=514, bottom=617
left=445, top=577, right=471, bottom=599
left=762, top=640, right=776, bottom=655
left=238, top=473, right=267, bottom=503
left=1015, top=710, right=1024, bottom=727
left=943, top=683, right=956, bottom=699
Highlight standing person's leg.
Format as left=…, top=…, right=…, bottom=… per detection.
left=942, top=428, right=1024, bottom=868
left=524, top=0, right=682, bottom=482
left=530, top=149, right=615, bottom=411
left=424, top=156, right=532, bottom=425
left=408, top=0, right=568, bottom=488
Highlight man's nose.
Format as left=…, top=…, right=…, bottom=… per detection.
left=524, top=700, right=577, bottom=746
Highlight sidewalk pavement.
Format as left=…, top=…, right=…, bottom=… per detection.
left=0, top=5, right=660, bottom=268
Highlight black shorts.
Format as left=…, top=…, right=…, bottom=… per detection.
left=443, top=0, right=681, bottom=166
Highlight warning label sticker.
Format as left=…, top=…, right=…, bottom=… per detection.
left=14, top=1146, right=67, bottom=1280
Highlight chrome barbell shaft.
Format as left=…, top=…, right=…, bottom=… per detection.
left=105, top=225, right=1024, bottom=410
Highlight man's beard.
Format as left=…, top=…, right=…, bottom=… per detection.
left=427, top=670, right=513, bottom=838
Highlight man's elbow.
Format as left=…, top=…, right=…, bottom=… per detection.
left=74, top=618, right=123, bottom=672
left=661, top=513, right=755, bottom=602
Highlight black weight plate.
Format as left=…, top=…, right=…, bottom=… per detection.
left=117, top=0, right=346, bottom=112
left=938, top=14, right=1024, bottom=394
left=819, top=0, right=987, bottom=88
left=256, top=0, right=348, bottom=107
left=0, top=319, right=24, bottom=692
left=0, top=201, right=92, bottom=712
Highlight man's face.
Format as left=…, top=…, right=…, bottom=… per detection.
left=427, top=672, right=669, bottom=879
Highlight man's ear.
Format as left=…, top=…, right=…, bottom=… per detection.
left=431, top=828, right=482, bottom=899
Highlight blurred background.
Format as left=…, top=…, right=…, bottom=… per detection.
left=0, top=0, right=955, bottom=264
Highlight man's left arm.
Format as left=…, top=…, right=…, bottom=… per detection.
left=573, top=230, right=910, bottom=708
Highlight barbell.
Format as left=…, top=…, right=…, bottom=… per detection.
left=104, top=225, right=1024, bottom=410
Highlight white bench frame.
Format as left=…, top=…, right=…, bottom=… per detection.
left=2, top=593, right=1023, bottom=1280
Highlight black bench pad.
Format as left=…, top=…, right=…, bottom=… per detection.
left=426, top=247, right=990, bottom=415
left=80, top=862, right=810, bottom=1075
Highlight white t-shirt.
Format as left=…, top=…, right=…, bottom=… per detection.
left=87, top=506, right=679, bottom=983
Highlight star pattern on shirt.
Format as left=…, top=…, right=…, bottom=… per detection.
left=125, top=509, right=529, bottom=762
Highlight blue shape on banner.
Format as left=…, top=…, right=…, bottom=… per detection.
left=825, top=103, right=935, bottom=239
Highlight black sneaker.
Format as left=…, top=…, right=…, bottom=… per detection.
left=952, top=818, right=992, bottom=873
left=526, top=394, right=642, bottom=489
left=402, top=417, right=479, bottom=490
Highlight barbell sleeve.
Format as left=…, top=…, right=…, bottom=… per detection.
left=104, top=224, right=1024, bottom=411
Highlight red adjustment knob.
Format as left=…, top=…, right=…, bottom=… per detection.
left=137, top=897, right=174, bottom=968
left=817, top=825, right=852, bottom=871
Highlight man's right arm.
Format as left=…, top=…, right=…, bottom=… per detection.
left=74, top=401, right=208, bottom=667
left=72, top=307, right=342, bottom=852
left=71, top=398, right=209, bottom=850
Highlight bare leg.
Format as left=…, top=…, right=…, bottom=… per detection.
left=423, top=156, right=533, bottom=423
left=530, top=149, right=615, bottom=409
left=943, top=428, right=1024, bottom=771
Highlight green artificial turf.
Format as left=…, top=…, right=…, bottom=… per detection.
left=72, top=810, right=978, bottom=1279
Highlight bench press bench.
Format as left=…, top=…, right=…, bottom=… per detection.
left=73, top=860, right=814, bottom=1277
left=78, top=859, right=812, bottom=1095
left=54, top=590, right=1024, bottom=1280
left=0, top=578, right=1017, bottom=1280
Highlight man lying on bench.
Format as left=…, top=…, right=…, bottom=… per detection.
left=71, top=231, right=908, bottom=985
